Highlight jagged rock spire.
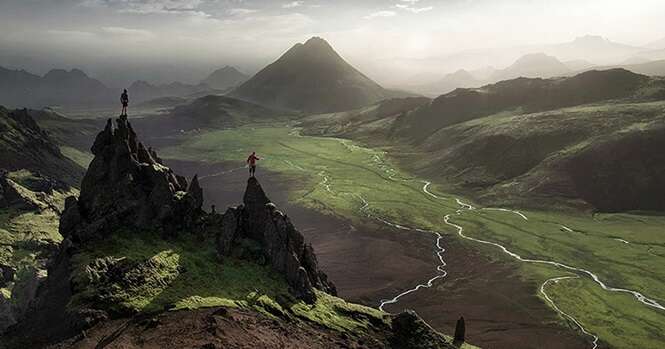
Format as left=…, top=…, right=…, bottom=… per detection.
left=60, top=115, right=203, bottom=243
left=216, top=177, right=336, bottom=303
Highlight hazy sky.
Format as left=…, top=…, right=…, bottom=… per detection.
left=2, top=0, right=665, bottom=86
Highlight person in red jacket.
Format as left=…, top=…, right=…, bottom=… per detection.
left=246, top=152, right=260, bottom=177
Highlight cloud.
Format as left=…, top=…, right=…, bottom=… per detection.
left=394, top=1, right=433, bottom=14
left=228, top=8, right=259, bottom=16
left=46, top=29, right=95, bottom=39
left=283, top=1, right=304, bottom=9
left=364, top=10, right=397, bottom=20
left=101, top=26, right=155, bottom=41
left=83, top=0, right=210, bottom=17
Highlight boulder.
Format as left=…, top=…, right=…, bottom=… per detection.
left=0, top=291, right=16, bottom=333
left=0, top=264, right=16, bottom=287
left=390, top=310, right=455, bottom=349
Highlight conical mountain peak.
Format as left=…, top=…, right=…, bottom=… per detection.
left=230, top=37, right=389, bottom=113
left=303, top=36, right=334, bottom=49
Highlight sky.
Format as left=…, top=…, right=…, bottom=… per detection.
left=1, top=0, right=665, bottom=87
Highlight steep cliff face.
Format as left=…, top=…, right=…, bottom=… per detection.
left=59, top=115, right=203, bottom=243
left=216, top=177, right=336, bottom=303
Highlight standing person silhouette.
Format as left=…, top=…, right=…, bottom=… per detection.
left=120, top=89, right=129, bottom=116
left=246, top=152, right=260, bottom=177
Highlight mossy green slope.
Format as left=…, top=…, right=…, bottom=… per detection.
left=68, top=228, right=391, bottom=336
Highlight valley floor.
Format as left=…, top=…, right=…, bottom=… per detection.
left=160, top=124, right=665, bottom=349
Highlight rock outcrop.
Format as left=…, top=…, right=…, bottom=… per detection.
left=216, top=177, right=336, bottom=303
left=58, top=115, right=333, bottom=304
left=454, top=316, right=465, bottom=343
left=59, top=115, right=203, bottom=243
left=390, top=310, right=456, bottom=349
left=0, top=170, right=66, bottom=212
left=0, top=173, right=41, bottom=211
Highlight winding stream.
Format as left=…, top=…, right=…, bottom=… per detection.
left=200, top=129, right=663, bottom=348
left=327, top=137, right=665, bottom=349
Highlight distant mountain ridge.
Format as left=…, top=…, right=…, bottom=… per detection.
left=397, top=69, right=654, bottom=141
left=414, top=70, right=482, bottom=96
left=0, top=67, right=109, bottom=108
left=201, top=66, right=249, bottom=90
left=0, top=66, right=217, bottom=108
left=543, top=35, right=644, bottom=64
left=490, top=53, right=571, bottom=81
left=127, top=80, right=214, bottom=104
left=230, top=37, right=395, bottom=113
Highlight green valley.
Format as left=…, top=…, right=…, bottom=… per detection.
left=162, top=124, right=665, bottom=349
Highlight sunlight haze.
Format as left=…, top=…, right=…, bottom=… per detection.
left=2, top=0, right=664, bottom=86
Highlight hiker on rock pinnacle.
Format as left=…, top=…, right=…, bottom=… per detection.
left=246, top=151, right=260, bottom=177
left=120, top=89, right=129, bottom=116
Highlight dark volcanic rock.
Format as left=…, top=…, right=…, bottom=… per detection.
left=60, top=115, right=203, bottom=243
left=215, top=177, right=336, bottom=303
left=0, top=171, right=60, bottom=212
left=0, top=264, right=15, bottom=288
left=390, top=310, right=455, bottom=349
left=454, top=316, right=465, bottom=343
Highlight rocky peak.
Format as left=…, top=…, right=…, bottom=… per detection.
left=58, top=116, right=333, bottom=304
left=60, top=115, right=203, bottom=243
left=216, top=177, right=336, bottom=303
left=243, top=177, right=270, bottom=209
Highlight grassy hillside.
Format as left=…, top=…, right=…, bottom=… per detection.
left=161, top=124, right=665, bottom=349
left=68, top=228, right=388, bottom=334
left=396, top=101, right=665, bottom=211
left=0, top=107, right=86, bottom=187
left=0, top=172, right=77, bottom=332
left=394, top=69, right=663, bottom=142
left=300, top=76, right=665, bottom=212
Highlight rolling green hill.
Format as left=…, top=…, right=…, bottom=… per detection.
left=300, top=70, right=665, bottom=212
left=394, top=69, right=661, bottom=142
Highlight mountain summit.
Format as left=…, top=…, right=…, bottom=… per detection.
left=201, top=66, right=249, bottom=90
left=230, top=37, right=390, bottom=113
left=491, top=53, right=571, bottom=81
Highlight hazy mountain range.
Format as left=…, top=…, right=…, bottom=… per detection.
left=201, top=66, right=249, bottom=91
left=4, top=34, right=665, bottom=108
left=404, top=35, right=665, bottom=93
left=411, top=50, right=665, bottom=96
left=0, top=65, right=248, bottom=109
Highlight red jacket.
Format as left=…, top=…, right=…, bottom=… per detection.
left=247, top=154, right=260, bottom=166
